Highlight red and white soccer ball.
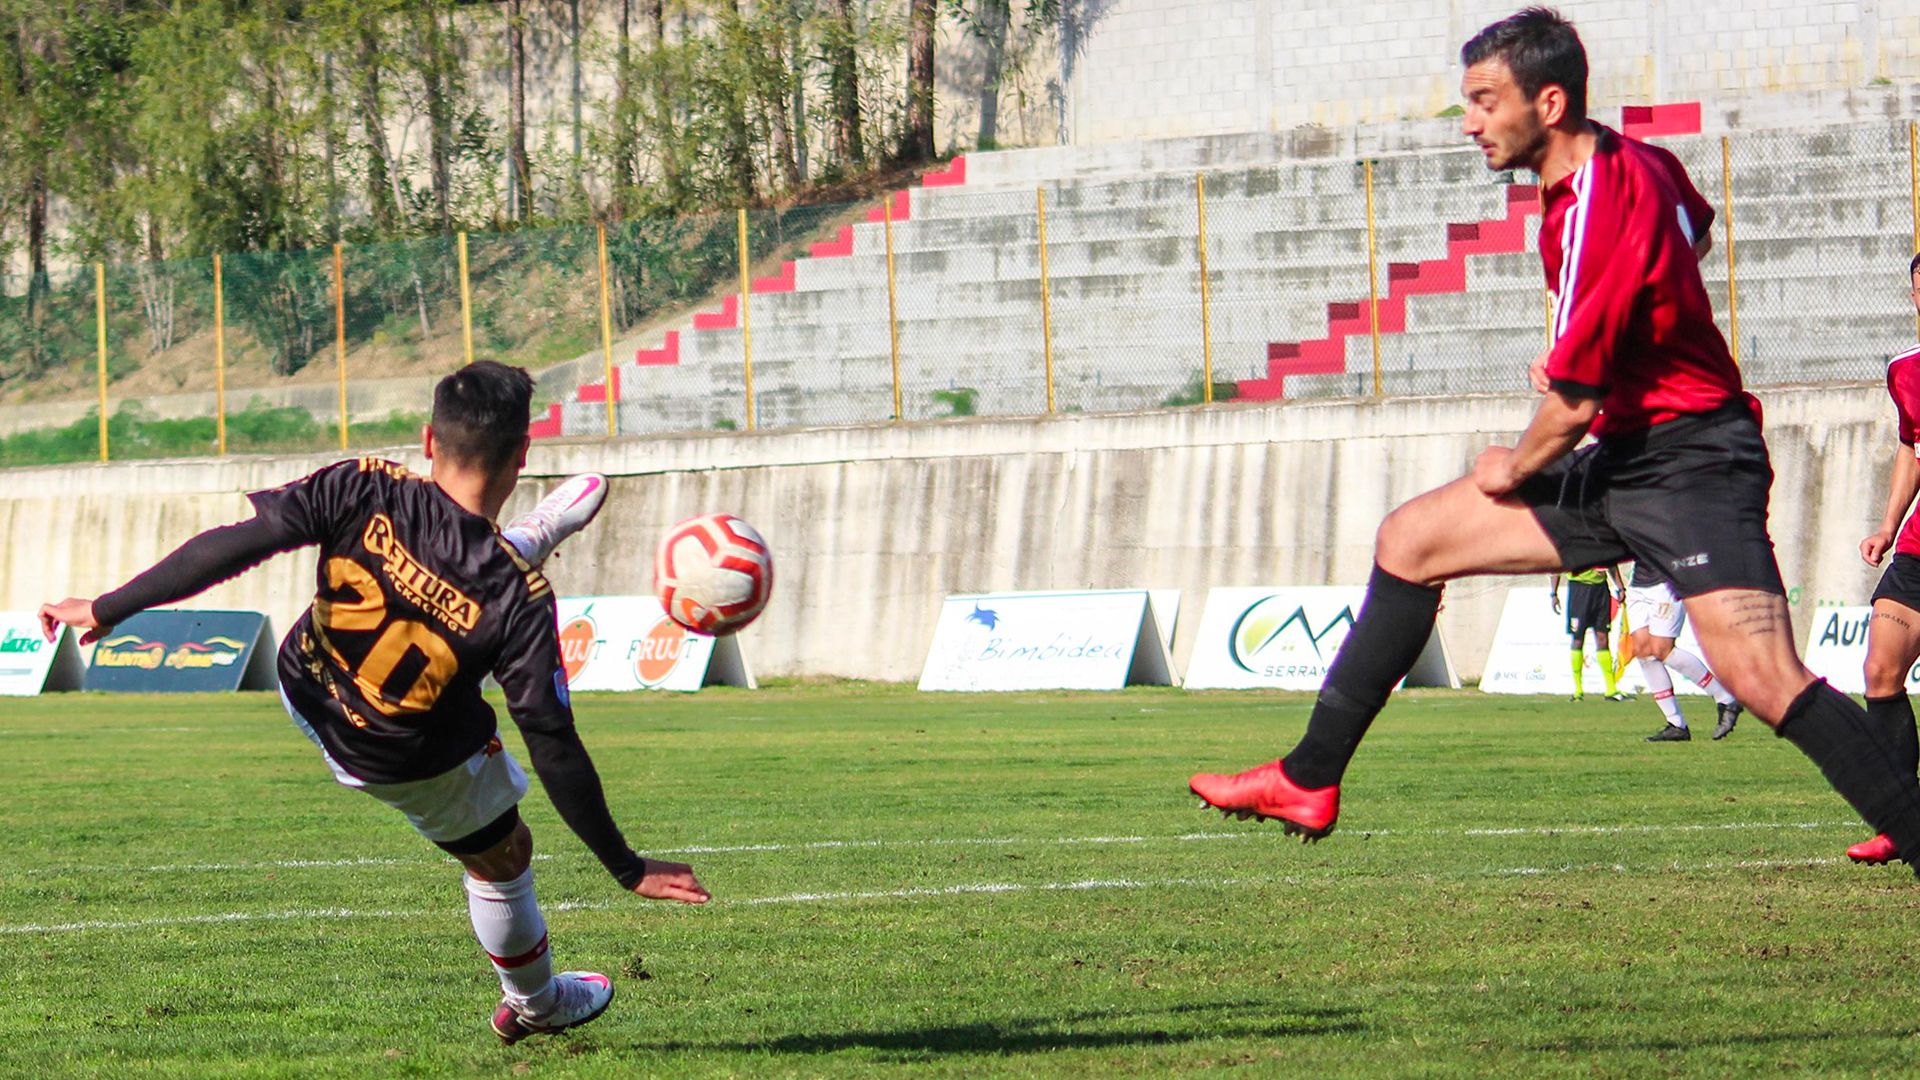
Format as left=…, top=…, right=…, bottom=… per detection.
left=653, top=513, right=774, bottom=635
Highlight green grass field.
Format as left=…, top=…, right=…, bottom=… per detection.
left=6, top=684, right=1919, bottom=1079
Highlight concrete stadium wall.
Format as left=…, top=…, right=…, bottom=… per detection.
left=1062, top=0, right=1920, bottom=143
left=0, top=383, right=1895, bottom=685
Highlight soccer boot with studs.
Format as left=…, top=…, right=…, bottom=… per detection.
left=1711, top=702, right=1742, bottom=740
left=1846, top=833, right=1898, bottom=865
left=1188, top=759, right=1338, bottom=840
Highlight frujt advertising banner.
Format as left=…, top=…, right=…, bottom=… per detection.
left=917, top=589, right=1179, bottom=692
left=1182, top=586, right=1458, bottom=691
left=1479, top=587, right=1713, bottom=696
left=555, top=596, right=754, bottom=693
left=80, top=610, right=277, bottom=693
left=0, top=613, right=84, bottom=695
left=1802, top=605, right=1919, bottom=695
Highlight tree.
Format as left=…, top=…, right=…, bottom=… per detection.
left=825, top=0, right=863, bottom=167
left=507, top=0, right=530, bottom=219
left=415, top=0, right=456, bottom=233
left=903, top=0, right=936, bottom=162
left=354, top=9, right=400, bottom=234
left=949, top=0, right=1056, bottom=149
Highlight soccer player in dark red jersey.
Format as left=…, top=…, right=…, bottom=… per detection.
left=1191, top=7, right=1920, bottom=872
left=39, top=361, right=709, bottom=1043
left=1847, top=254, right=1920, bottom=865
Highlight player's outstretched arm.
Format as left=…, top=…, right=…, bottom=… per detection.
left=1863, top=445, right=1920, bottom=567
left=41, top=516, right=305, bottom=645
left=516, top=722, right=712, bottom=904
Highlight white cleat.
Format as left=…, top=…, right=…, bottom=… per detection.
left=491, top=970, right=615, bottom=1044
left=503, top=473, right=608, bottom=566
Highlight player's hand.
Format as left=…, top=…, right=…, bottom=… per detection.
left=1862, top=531, right=1895, bottom=567
left=39, top=598, right=109, bottom=644
left=1550, top=595, right=1562, bottom=615
left=633, top=858, right=711, bottom=904
left=1472, top=445, right=1522, bottom=497
left=1528, top=349, right=1552, bottom=394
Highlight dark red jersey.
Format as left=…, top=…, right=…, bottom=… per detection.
left=248, top=458, right=570, bottom=784
left=1889, top=345, right=1920, bottom=557
left=1539, top=125, right=1744, bottom=438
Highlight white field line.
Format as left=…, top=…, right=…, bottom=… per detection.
left=0, top=855, right=1872, bottom=936
left=21, top=820, right=1863, bottom=878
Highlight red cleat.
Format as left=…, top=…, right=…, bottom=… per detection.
left=1846, top=833, right=1898, bottom=865
left=1188, top=759, right=1339, bottom=840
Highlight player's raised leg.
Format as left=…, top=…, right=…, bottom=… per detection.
left=502, top=473, right=609, bottom=566
left=1189, top=474, right=1565, bottom=837
left=1684, top=589, right=1920, bottom=872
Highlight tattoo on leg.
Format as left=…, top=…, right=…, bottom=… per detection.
left=1873, top=611, right=1914, bottom=631
left=1723, top=594, right=1789, bottom=638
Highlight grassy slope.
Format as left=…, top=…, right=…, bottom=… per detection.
left=4, top=685, right=1918, bottom=1079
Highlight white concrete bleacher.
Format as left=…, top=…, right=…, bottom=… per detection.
left=533, top=104, right=1919, bottom=439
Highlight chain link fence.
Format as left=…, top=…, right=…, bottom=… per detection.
left=5, top=121, right=1919, bottom=466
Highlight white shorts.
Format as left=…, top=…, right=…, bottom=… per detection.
left=1627, top=580, right=1686, bottom=640
left=281, top=689, right=529, bottom=845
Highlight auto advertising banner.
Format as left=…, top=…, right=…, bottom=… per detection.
left=0, top=613, right=84, bottom=695
left=917, top=589, right=1176, bottom=692
left=80, top=610, right=276, bottom=693
left=555, top=595, right=754, bottom=693
left=1181, top=586, right=1458, bottom=691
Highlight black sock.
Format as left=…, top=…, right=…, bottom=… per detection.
left=1778, top=680, right=1920, bottom=873
left=1866, top=692, right=1918, bottom=778
left=1281, top=564, right=1443, bottom=789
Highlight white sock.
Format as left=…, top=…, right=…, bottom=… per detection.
left=465, top=867, right=556, bottom=1013
left=500, top=527, right=536, bottom=561
left=1638, top=658, right=1685, bottom=727
left=1665, top=646, right=1737, bottom=706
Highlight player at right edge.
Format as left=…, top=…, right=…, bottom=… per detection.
left=1848, top=254, right=1920, bottom=865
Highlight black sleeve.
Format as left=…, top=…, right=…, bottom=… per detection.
left=520, top=725, right=648, bottom=890
left=93, top=516, right=311, bottom=628
left=497, top=594, right=647, bottom=889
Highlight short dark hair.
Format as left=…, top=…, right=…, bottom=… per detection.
left=1909, top=252, right=1920, bottom=277
left=431, top=360, right=535, bottom=471
left=1462, top=7, right=1588, bottom=122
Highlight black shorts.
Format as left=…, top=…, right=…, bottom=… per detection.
left=1872, top=553, right=1920, bottom=612
left=1517, top=402, right=1784, bottom=599
left=1565, top=580, right=1611, bottom=636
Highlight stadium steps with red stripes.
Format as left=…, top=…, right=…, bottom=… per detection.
left=1237, top=103, right=1701, bottom=401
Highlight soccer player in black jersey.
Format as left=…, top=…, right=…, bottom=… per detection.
left=39, top=361, right=707, bottom=1043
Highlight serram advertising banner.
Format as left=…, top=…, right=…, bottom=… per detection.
left=0, top=614, right=84, bottom=695
left=1802, top=605, right=1916, bottom=696
left=1182, top=586, right=1458, bottom=691
left=917, top=589, right=1176, bottom=692
left=80, top=610, right=276, bottom=693
left=555, top=595, right=754, bottom=693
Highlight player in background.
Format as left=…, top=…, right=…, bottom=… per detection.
left=1189, top=8, right=1920, bottom=876
left=1847, top=254, right=1920, bottom=865
left=39, top=361, right=710, bottom=1043
left=1627, top=561, right=1742, bottom=741
left=1549, top=564, right=1627, bottom=700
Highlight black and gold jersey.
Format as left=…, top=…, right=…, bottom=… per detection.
left=250, top=458, right=569, bottom=784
